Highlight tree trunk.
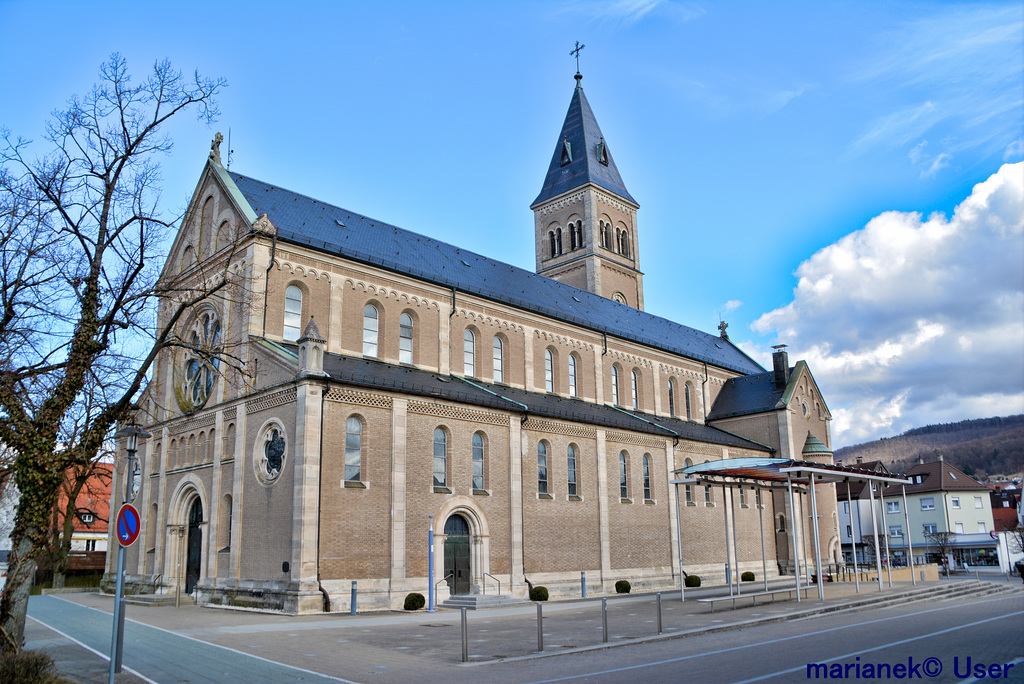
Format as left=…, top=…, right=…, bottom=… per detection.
left=0, top=533, right=38, bottom=652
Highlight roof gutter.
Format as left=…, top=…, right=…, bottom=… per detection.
left=606, top=404, right=679, bottom=443
left=452, top=375, right=530, bottom=424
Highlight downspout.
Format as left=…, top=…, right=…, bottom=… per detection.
left=602, top=331, right=608, bottom=356
left=261, top=231, right=278, bottom=338
left=452, top=375, right=529, bottom=421
left=606, top=404, right=679, bottom=442
left=702, top=362, right=709, bottom=421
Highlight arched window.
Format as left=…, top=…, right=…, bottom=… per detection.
left=611, top=365, right=620, bottom=405
left=684, top=382, right=693, bottom=420
left=567, top=444, right=578, bottom=497
left=537, top=441, right=549, bottom=495
left=705, top=484, right=713, bottom=504
left=219, top=494, right=233, bottom=550
left=631, top=370, right=639, bottom=410
left=574, top=221, right=583, bottom=249
left=492, top=336, right=504, bottom=383
left=568, top=353, right=578, bottom=397
left=555, top=227, right=563, bottom=255
left=684, top=458, right=693, bottom=503
left=619, top=451, right=629, bottom=500
left=345, top=417, right=362, bottom=483
left=549, top=231, right=557, bottom=258
left=622, top=231, right=630, bottom=257
left=642, top=454, right=652, bottom=501
left=284, top=285, right=302, bottom=342
left=472, top=432, right=485, bottom=491
left=668, top=378, right=677, bottom=417
left=544, top=348, right=554, bottom=393
left=778, top=514, right=786, bottom=533
left=433, top=428, right=448, bottom=489
left=463, top=329, right=476, bottom=377
left=362, top=304, right=379, bottom=357
left=399, top=313, right=414, bottom=364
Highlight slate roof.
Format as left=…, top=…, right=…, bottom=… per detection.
left=705, top=369, right=786, bottom=420
left=228, top=172, right=763, bottom=376
left=531, top=81, right=637, bottom=207
left=883, top=460, right=989, bottom=497
left=300, top=347, right=769, bottom=452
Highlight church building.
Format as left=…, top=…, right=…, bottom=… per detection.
left=107, top=73, right=840, bottom=612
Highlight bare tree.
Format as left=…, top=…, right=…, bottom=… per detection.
left=0, top=54, right=228, bottom=651
left=925, top=531, right=957, bottom=576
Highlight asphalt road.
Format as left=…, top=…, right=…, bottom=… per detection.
left=483, top=594, right=1024, bottom=684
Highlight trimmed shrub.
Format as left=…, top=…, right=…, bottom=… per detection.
left=684, top=574, right=701, bottom=588
left=529, top=586, right=549, bottom=602
left=403, top=592, right=426, bottom=611
left=614, top=579, right=631, bottom=594
left=741, top=571, right=756, bottom=582
left=0, top=650, right=67, bottom=684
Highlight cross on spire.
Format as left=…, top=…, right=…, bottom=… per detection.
left=570, top=41, right=585, bottom=81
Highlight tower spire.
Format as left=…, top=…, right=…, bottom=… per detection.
left=570, top=41, right=585, bottom=86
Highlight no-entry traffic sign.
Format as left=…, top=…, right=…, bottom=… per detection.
left=116, top=503, right=141, bottom=547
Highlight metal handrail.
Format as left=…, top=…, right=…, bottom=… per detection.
left=483, top=573, right=500, bottom=596
left=435, top=573, right=454, bottom=602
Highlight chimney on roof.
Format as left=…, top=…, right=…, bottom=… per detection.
left=917, top=456, right=924, bottom=465
left=856, top=457, right=863, bottom=464
left=772, top=345, right=790, bottom=391
left=938, top=454, right=944, bottom=462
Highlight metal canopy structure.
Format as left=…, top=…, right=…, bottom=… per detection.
left=670, top=458, right=913, bottom=604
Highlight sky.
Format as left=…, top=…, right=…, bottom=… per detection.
left=0, top=0, right=1021, bottom=448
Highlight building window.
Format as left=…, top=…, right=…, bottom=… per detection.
left=755, top=488, right=762, bottom=506
left=619, top=451, right=629, bottom=500
left=886, top=501, right=900, bottom=514
left=545, top=348, right=555, bottom=393
left=631, top=370, right=639, bottom=410
left=705, top=485, right=712, bottom=505
left=684, top=383, right=693, bottom=420
left=642, top=455, right=652, bottom=501
left=920, top=497, right=935, bottom=511
left=954, top=522, right=964, bottom=535
left=86, top=539, right=97, bottom=552
left=923, top=523, right=937, bottom=535
left=684, top=458, right=693, bottom=503
left=433, top=428, right=448, bottom=489
left=740, top=488, right=747, bottom=506
left=846, top=525, right=852, bottom=537
left=345, top=417, right=362, bottom=483
left=492, top=336, right=504, bottom=383
left=362, top=304, right=379, bottom=357
left=568, top=354, right=578, bottom=397
left=977, top=521, right=986, bottom=533
left=951, top=496, right=960, bottom=509
left=471, top=432, right=486, bottom=491
left=889, top=525, right=903, bottom=537
left=284, top=285, right=302, bottom=342
left=611, top=366, right=620, bottom=405
left=399, top=313, right=414, bottom=364
left=538, top=441, right=549, bottom=495
left=844, top=501, right=849, bottom=513
left=567, top=444, right=578, bottom=497
left=668, top=379, right=676, bottom=417
left=80, top=512, right=95, bottom=524
left=463, top=329, right=476, bottom=377
left=974, top=496, right=983, bottom=509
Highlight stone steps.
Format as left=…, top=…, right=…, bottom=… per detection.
left=440, top=594, right=527, bottom=610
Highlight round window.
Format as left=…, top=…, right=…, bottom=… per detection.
left=174, top=308, right=222, bottom=413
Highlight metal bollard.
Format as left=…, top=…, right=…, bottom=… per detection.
left=537, top=602, right=544, bottom=652
left=581, top=570, right=587, bottom=598
left=351, top=580, right=357, bottom=616
left=461, top=607, right=468, bottom=662
left=602, top=597, right=608, bottom=643
left=656, top=592, right=663, bottom=634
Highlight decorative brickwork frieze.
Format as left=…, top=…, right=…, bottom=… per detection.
left=246, top=388, right=297, bottom=414
left=325, top=389, right=393, bottom=409
left=522, top=418, right=596, bottom=438
left=408, top=401, right=509, bottom=426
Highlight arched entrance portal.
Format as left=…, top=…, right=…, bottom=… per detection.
left=185, top=498, right=203, bottom=594
left=444, top=514, right=471, bottom=595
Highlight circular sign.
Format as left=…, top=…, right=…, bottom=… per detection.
left=116, top=503, right=141, bottom=547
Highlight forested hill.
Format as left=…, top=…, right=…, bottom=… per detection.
left=834, top=415, right=1024, bottom=481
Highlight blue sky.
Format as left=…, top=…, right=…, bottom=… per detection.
left=1, top=1, right=1021, bottom=449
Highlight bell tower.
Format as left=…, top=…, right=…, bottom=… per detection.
left=531, top=72, right=644, bottom=309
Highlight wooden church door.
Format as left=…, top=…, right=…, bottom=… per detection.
left=185, top=498, right=203, bottom=594
left=443, top=514, right=471, bottom=595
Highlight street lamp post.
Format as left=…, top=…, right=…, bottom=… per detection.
left=109, top=424, right=150, bottom=684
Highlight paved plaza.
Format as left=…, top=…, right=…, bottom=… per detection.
left=26, top=575, right=1024, bottom=683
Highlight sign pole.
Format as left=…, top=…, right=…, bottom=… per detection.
left=427, top=515, right=435, bottom=612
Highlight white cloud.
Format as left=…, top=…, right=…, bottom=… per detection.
left=722, top=300, right=742, bottom=313
left=556, top=0, right=705, bottom=27
left=921, top=152, right=951, bottom=178
left=1006, top=138, right=1024, bottom=161
left=753, top=163, right=1024, bottom=446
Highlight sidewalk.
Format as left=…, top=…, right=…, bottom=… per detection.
left=27, top=577, right=1017, bottom=684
